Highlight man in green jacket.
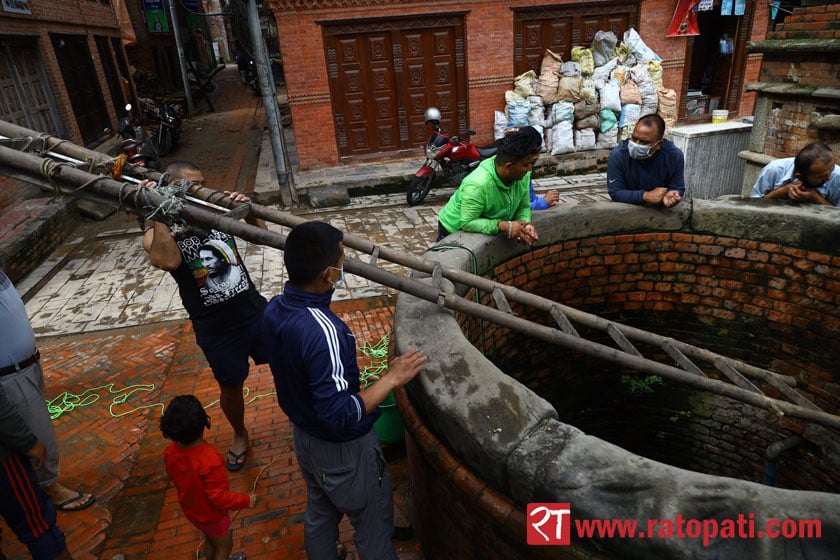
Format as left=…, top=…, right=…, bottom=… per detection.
left=436, top=128, right=540, bottom=245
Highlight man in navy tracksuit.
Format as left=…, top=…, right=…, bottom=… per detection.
left=263, top=221, right=426, bottom=560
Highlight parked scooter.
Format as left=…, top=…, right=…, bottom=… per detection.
left=139, top=97, right=183, bottom=157
left=407, top=107, right=498, bottom=206
left=117, top=104, right=160, bottom=170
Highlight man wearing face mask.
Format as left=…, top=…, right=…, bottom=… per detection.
left=607, top=114, right=685, bottom=207
left=263, top=221, right=427, bottom=560
left=750, top=143, right=840, bottom=207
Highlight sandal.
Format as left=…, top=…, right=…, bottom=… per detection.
left=56, top=491, right=96, bottom=512
left=226, top=448, right=248, bottom=472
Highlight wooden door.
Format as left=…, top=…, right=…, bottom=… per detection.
left=95, top=36, right=128, bottom=120
left=323, top=13, right=467, bottom=158
left=514, top=1, right=640, bottom=75
left=0, top=39, right=62, bottom=136
left=51, top=33, right=111, bottom=145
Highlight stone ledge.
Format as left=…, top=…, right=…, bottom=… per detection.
left=0, top=197, right=78, bottom=283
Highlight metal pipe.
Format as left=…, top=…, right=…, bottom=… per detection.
left=0, top=143, right=837, bottom=430
left=246, top=0, right=294, bottom=206
left=0, top=115, right=797, bottom=389
left=167, top=0, right=194, bottom=115
left=763, top=435, right=805, bottom=486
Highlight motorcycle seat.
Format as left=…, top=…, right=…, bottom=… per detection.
left=477, top=143, right=499, bottom=158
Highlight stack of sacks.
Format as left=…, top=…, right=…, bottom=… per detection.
left=492, top=27, right=676, bottom=156
left=545, top=100, right=575, bottom=155
left=590, top=32, right=620, bottom=149
left=571, top=46, right=597, bottom=151
left=499, top=70, right=547, bottom=150
left=503, top=71, right=536, bottom=132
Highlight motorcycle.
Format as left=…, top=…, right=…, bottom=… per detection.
left=117, top=104, right=160, bottom=170
left=245, top=60, right=259, bottom=93
left=406, top=107, right=498, bottom=206
left=139, top=97, right=183, bottom=157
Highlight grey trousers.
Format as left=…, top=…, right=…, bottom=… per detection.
left=0, top=362, right=60, bottom=487
left=293, top=425, right=397, bottom=560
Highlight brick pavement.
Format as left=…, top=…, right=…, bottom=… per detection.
left=1, top=65, right=607, bottom=560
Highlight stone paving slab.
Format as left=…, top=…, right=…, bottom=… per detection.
left=21, top=177, right=607, bottom=337
left=2, top=65, right=609, bottom=560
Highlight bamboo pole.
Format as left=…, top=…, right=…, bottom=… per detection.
left=0, top=142, right=836, bottom=429
left=0, top=119, right=798, bottom=387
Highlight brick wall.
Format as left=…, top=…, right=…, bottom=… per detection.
left=455, top=233, right=840, bottom=492
left=0, top=198, right=78, bottom=284
left=268, top=0, right=703, bottom=170
left=748, top=3, right=840, bottom=157
left=0, top=2, right=123, bottom=146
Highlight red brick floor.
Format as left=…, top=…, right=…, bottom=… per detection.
left=0, top=299, right=421, bottom=560
left=1, top=68, right=422, bottom=560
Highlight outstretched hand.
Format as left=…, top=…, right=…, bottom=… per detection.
left=388, top=348, right=427, bottom=388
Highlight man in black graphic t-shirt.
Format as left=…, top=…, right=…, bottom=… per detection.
left=142, top=161, right=266, bottom=472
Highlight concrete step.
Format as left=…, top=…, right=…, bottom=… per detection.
left=0, top=197, right=78, bottom=283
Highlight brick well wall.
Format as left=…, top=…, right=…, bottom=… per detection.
left=457, top=233, right=840, bottom=492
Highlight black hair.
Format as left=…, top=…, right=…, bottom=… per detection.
left=637, top=114, right=666, bottom=139
left=284, top=221, right=344, bottom=285
left=794, top=143, right=834, bottom=176
left=160, top=395, right=209, bottom=444
left=496, top=129, right=540, bottom=165
left=519, top=126, right=543, bottom=154
left=164, top=160, right=201, bottom=179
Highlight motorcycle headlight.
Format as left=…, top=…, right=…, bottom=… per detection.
left=425, top=144, right=440, bottom=159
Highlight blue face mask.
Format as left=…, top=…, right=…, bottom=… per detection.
left=330, top=265, right=344, bottom=289
left=628, top=140, right=658, bottom=160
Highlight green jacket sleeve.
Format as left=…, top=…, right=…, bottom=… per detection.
left=459, top=182, right=502, bottom=235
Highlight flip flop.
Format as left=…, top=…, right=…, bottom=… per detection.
left=229, top=553, right=247, bottom=560
left=226, top=448, right=248, bottom=472
left=56, top=491, right=95, bottom=511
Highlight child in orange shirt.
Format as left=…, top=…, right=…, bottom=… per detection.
left=161, top=395, right=257, bottom=560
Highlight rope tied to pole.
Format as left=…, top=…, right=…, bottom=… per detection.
left=138, top=174, right=194, bottom=233
left=39, top=157, right=116, bottom=198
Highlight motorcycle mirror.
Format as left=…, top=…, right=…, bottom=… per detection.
left=125, top=103, right=132, bottom=111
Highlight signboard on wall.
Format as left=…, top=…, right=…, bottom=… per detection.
left=144, top=0, right=170, bottom=33
left=1, top=0, right=32, bottom=15
left=184, top=0, right=201, bottom=30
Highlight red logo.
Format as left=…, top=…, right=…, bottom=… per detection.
left=527, top=503, right=571, bottom=545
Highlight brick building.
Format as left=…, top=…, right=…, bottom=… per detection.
left=265, top=0, right=773, bottom=169
left=121, top=0, right=218, bottom=95
left=0, top=0, right=130, bottom=216
left=0, top=0, right=128, bottom=147
left=738, top=0, right=840, bottom=193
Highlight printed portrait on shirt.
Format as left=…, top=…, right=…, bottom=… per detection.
left=177, top=231, right=249, bottom=306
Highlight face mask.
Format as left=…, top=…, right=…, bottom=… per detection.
left=329, top=265, right=344, bottom=289
left=628, top=140, right=657, bottom=160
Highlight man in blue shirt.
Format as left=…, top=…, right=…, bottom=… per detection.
left=750, top=143, right=840, bottom=207
left=607, top=114, right=685, bottom=207
left=263, top=221, right=426, bottom=560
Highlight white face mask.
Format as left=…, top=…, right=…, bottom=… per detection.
left=329, top=265, right=344, bottom=289
left=628, top=140, right=657, bottom=160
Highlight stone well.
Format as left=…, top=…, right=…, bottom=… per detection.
left=393, top=198, right=840, bottom=559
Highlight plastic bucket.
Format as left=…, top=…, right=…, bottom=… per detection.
left=712, top=109, right=728, bottom=123
left=373, top=392, right=404, bottom=444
